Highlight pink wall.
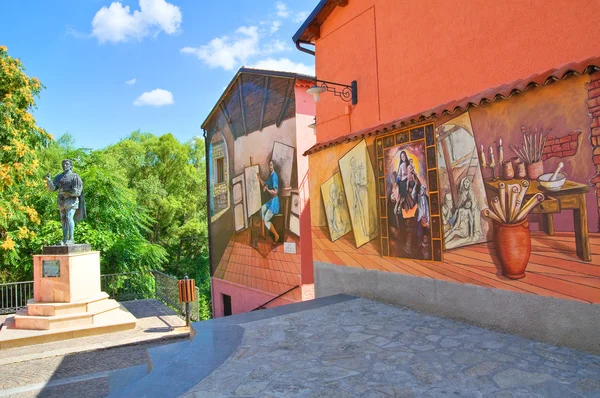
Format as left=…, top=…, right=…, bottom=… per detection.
left=211, top=277, right=296, bottom=318
left=295, top=86, right=317, bottom=288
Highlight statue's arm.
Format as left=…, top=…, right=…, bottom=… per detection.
left=45, top=174, right=56, bottom=191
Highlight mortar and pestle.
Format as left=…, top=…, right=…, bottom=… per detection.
left=537, top=162, right=566, bottom=191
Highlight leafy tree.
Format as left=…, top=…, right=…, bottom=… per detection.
left=0, top=46, right=53, bottom=281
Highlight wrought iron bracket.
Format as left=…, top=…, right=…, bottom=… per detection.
left=314, top=79, right=358, bottom=105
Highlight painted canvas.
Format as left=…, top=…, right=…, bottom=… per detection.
left=321, top=172, right=352, bottom=241
left=232, top=174, right=248, bottom=232
left=436, top=113, right=491, bottom=250
left=383, top=140, right=432, bottom=259
left=244, top=165, right=261, bottom=216
left=271, top=142, right=295, bottom=189
left=338, top=140, right=379, bottom=247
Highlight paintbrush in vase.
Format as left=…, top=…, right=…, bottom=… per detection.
left=482, top=179, right=544, bottom=224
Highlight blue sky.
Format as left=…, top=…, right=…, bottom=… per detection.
left=0, top=0, right=318, bottom=149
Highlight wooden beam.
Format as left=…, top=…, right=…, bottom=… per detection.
left=259, top=76, right=270, bottom=132
left=219, top=103, right=237, bottom=138
left=276, top=79, right=294, bottom=128
left=237, top=77, right=248, bottom=136
left=307, top=25, right=320, bottom=41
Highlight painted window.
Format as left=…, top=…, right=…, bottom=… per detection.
left=210, top=132, right=230, bottom=220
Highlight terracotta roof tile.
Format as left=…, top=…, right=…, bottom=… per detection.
left=304, top=56, right=600, bottom=156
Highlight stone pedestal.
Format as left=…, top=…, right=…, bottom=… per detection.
left=33, top=250, right=101, bottom=303
left=0, top=245, right=137, bottom=348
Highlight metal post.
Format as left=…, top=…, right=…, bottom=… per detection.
left=184, top=276, right=191, bottom=327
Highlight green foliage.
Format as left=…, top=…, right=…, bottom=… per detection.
left=0, top=46, right=52, bottom=281
left=1, top=48, right=210, bottom=318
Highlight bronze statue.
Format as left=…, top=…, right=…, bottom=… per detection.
left=45, top=159, right=87, bottom=245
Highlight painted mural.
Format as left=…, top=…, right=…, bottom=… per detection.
left=321, top=172, right=352, bottom=242
left=338, top=140, right=379, bottom=247
left=436, top=113, right=492, bottom=250
left=309, top=71, right=600, bottom=305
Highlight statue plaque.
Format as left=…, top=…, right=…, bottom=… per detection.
left=42, top=260, right=61, bottom=278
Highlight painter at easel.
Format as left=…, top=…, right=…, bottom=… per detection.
left=257, top=159, right=280, bottom=244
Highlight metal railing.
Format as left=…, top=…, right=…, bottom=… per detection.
left=0, top=271, right=200, bottom=322
left=0, top=281, right=33, bottom=315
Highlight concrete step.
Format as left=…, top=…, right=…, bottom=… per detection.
left=146, top=340, right=191, bottom=372
left=107, top=294, right=359, bottom=398
left=108, top=364, right=148, bottom=395
left=14, top=299, right=121, bottom=330
left=27, top=292, right=109, bottom=316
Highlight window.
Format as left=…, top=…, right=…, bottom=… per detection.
left=216, top=158, right=225, bottom=183
left=222, top=294, right=232, bottom=316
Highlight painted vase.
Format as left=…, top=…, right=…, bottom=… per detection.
left=525, top=161, right=544, bottom=180
left=493, top=220, right=531, bottom=279
left=502, top=161, right=514, bottom=180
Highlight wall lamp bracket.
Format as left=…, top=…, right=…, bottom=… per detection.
left=306, top=79, right=357, bottom=105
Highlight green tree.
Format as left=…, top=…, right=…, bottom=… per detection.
left=0, top=45, right=53, bottom=281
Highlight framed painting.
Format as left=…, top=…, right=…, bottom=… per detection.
left=338, top=139, right=379, bottom=248
left=271, top=142, right=295, bottom=189
left=321, top=172, right=352, bottom=242
left=375, top=122, right=443, bottom=261
left=436, top=113, right=491, bottom=250
left=244, top=165, right=262, bottom=216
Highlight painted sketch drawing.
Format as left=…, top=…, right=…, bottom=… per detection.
left=339, top=140, right=379, bottom=247
left=271, top=142, right=295, bottom=188
left=384, top=140, right=432, bottom=260
left=321, top=172, right=352, bottom=241
left=244, top=165, right=262, bottom=216
left=436, top=113, right=491, bottom=250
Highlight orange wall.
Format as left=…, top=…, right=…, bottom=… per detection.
left=313, top=0, right=600, bottom=143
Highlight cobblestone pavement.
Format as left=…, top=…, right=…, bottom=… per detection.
left=185, top=298, right=600, bottom=397
left=0, top=299, right=188, bottom=397
left=0, top=336, right=188, bottom=397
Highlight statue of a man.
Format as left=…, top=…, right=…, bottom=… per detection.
left=45, top=159, right=87, bottom=245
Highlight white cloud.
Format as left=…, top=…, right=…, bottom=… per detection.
left=275, top=2, right=290, bottom=18
left=182, top=26, right=287, bottom=70
left=294, top=11, right=309, bottom=23
left=133, top=89, right=174, bottom=106
left=250, top=58, right=314, bottom=76
left=91, top=0, right=182, bottom=44
left=125, top=78, right=137, bottom=85
left=270, top=21, right=281, bottom=34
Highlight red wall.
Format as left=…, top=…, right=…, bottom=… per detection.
left=313, top=0, right=600, bottom=142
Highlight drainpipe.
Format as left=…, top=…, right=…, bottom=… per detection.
left=295, top=39, right=315, bottom=56
left=203, top=128, right=214, bottom=277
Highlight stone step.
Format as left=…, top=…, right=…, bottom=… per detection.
left=27, top=292, right=109, bottom=316
left=146, top=340, right=191, bottom=372
left=0, top=303, right=136, bottom=349
left=14, top=299, right=121, bottom=330
left=108, top=364, right=148, bottom=395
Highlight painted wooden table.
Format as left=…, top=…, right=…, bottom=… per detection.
left=484, top=178, right=591, bottom=262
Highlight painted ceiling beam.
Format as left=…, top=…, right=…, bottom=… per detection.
left=259, top=76, right=271, bottom=132
left=219, top=103, right=237, bottom=138
left=238, top=78, right=248, bottom=136
left=276, top=79, right=294, bottom=128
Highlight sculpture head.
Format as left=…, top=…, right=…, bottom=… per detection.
left=62, top=159, right=73, bottom=172
left=445, top=193, right=453, bottom=207
left=350, top=157, right=356, bottom=170
left=329, top=182, right=339, bottom=203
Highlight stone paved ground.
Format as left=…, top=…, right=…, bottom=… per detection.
left=185, top=298, right=600, bottom=398
left=0, top=299, right=188, bottom=397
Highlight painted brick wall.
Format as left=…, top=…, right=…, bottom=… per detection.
left=587, top=72, right=600, bottom=228
left=541, top=131, right=581, bottom=161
